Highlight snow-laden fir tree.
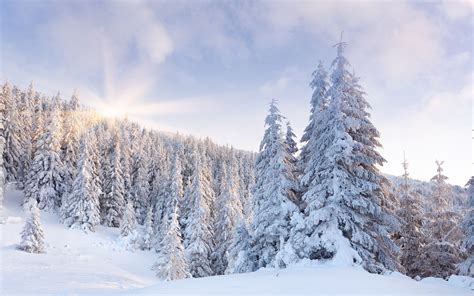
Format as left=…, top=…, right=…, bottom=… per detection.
left=163, top=153, right=184, bottom=222
left=298, top=61, right=329, bottom=177
left=3, top=83, right=23, bottom=184
left=460, top=176, right=474, bottom=276
left=17, top=83, right=36, bottom=188
left=419, top=161, right=462, bottom=278
left=397, top=155, right=424, bottom=277
left=18, top=200, right=45, bottom=253
left=284, top=121, right=300, bottom=206
left=119, top=122, right=133, bottom=208
left=213, top=161, right=243, bottom=274
left=184, top=151, right=214, bottom=278
left=60, top=131, right=101, bottom=232
left=153, top=203, right=190, bottom=281
left=131, top=131, right=151, bottom=225
left=120, top=200, right=137, bottom=237
left=299, top=40, right=398, bottom=273
left=226, top=220, right=254, bottom=274
left=250, top=100, right=299, bottom=269
left=0, top=83, right=6, bottom=207
left=102, top=134, right=126, bottom=227
left=24, top=100, right=65, bottom=211
left=141, top=206, right=154, bottom=250
left=60, top=92, right=81, bottom=193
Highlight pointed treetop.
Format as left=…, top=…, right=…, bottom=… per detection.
left=401, top=152, right=410, bottom=181
left=333, top=31, right=346, bottom=57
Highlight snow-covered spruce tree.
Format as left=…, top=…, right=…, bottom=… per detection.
left=397, top=155, right=424, bottom=277
left=284, top=121, right=301, bottom=206
left=60, top=92, right=81, bottom=193
left=250, top=100, right=299, bottom=269
left=226, top=220, right=255, bottom=274
left=141, top=206, right=154, bottom=250
left=460, top=176, right=474, bottom=276
left=298, top=61, right=329, bottom=178
left=18, top=200, right=45, bottom=253
left=153, top=203, right=190, bottom=281
left=213, top=162, right=243, bottom=275
left=102, top=134, right=126, bottom=227
left=300, top=40, right=398, bottom=273
left=119, top=122, right=133, bottom=207
left=419, top=161, right=462, bottom=278
left=120, top=200, right=137, bottom=237
left=3, top=83, right=22, bottom=185
left=17, top=83, right=36, bottom=188
left=184, top=151, right=214, bottom=278
left=131, top=131, right=151, bottom=225
left=24, top=99, right=65, bottom=211
left=60, top=131, right=101, bottom=232
left=0, top=83, right=6, bottom=207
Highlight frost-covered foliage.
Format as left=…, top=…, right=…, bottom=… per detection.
left=298, top=61, right=328, bottom=179
left=102, top=135, right=126, bottom=227
left=140, top=206, right=154, bottom=250
left=3, top=82, right=255, bottom=280
left=297, top=41, right=398, bottom=273
left=396, top=156, right=424, bottom=277
left=250, top=100, right=299, bottom=269
left=226, top=220, right=254, bottom=274
left=418, top=161, right=462, bottom=279
left=3, top=83, right=22, bottom=185
left=460, top=176, right=474, bottom=276
left=213, top=160, right=243, bottom=274
left=18, top=200, right=45, bottom=253
left=60, top=132, right=101, bottom=232
left=131, top=130, right=150, bottom=225
left=60, top=92, right=81, bottom=193
left=184, top=152, right=214, bottom=278
left=153, top=191, right=190, bottom=281
left=0, top=83, right=6, bottom=207
left=24, top=98, right=65, bottom=211
left=120, top=200, right=138, bottom=237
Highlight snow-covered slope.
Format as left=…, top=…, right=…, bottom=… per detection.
left=1, top=189, right=472, bottom=295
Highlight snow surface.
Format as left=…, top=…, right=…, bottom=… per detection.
left=1, top=189, right=472, bottom=295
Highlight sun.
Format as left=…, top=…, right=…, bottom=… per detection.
left=96, top=102, right=129, bottom=119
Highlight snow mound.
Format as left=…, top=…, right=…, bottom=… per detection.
left=448, top=275, right=474, bottom=291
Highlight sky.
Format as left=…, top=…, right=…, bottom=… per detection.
left=1, top=0, right=472, bottom=185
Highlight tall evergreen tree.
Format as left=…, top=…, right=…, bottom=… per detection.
left=226, top=220, right=254, bottom=274
left=184, top=151, right=214, bottom=278
left=131, top=131, right=150, bottom=224
left=19, top=200, right=46, bottom=253
left=17, top=83, right=35, bottom=188
left=419, top=161, right=462, bottom=278
left=250, top=100, right=299, bottom=269
left=397, top=155, right=424, bottom=277
left=298, top=61, right=329, bottom=177
left=24, top=100, right=65, bottom=211
left=60, top=131, right=101, bottom=232
left=120, top=200, right=137, bottom=237
left=460, top=176, right=474, bottom=276
left=102, top=135, right=125, bottom=227
left=0, top=83, right=6, bottom=207
left=141, top=206, right=154, bottom=250
left=284, top=121, right=300, bottom=205
left=3, top=83, right=22, bottom=184
left=300, top=40, right=397, bottom=273
left=213, top=162, right=243, bottom=274
left=60, top=92, right=81, bottom=193
left=153, top=203, right=190, bottom=281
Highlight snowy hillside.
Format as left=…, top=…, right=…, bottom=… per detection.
left=1, top=189, right=472, bottom=295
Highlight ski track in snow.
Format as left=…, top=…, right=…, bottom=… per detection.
left=1, top=189, right=472, bottom=295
